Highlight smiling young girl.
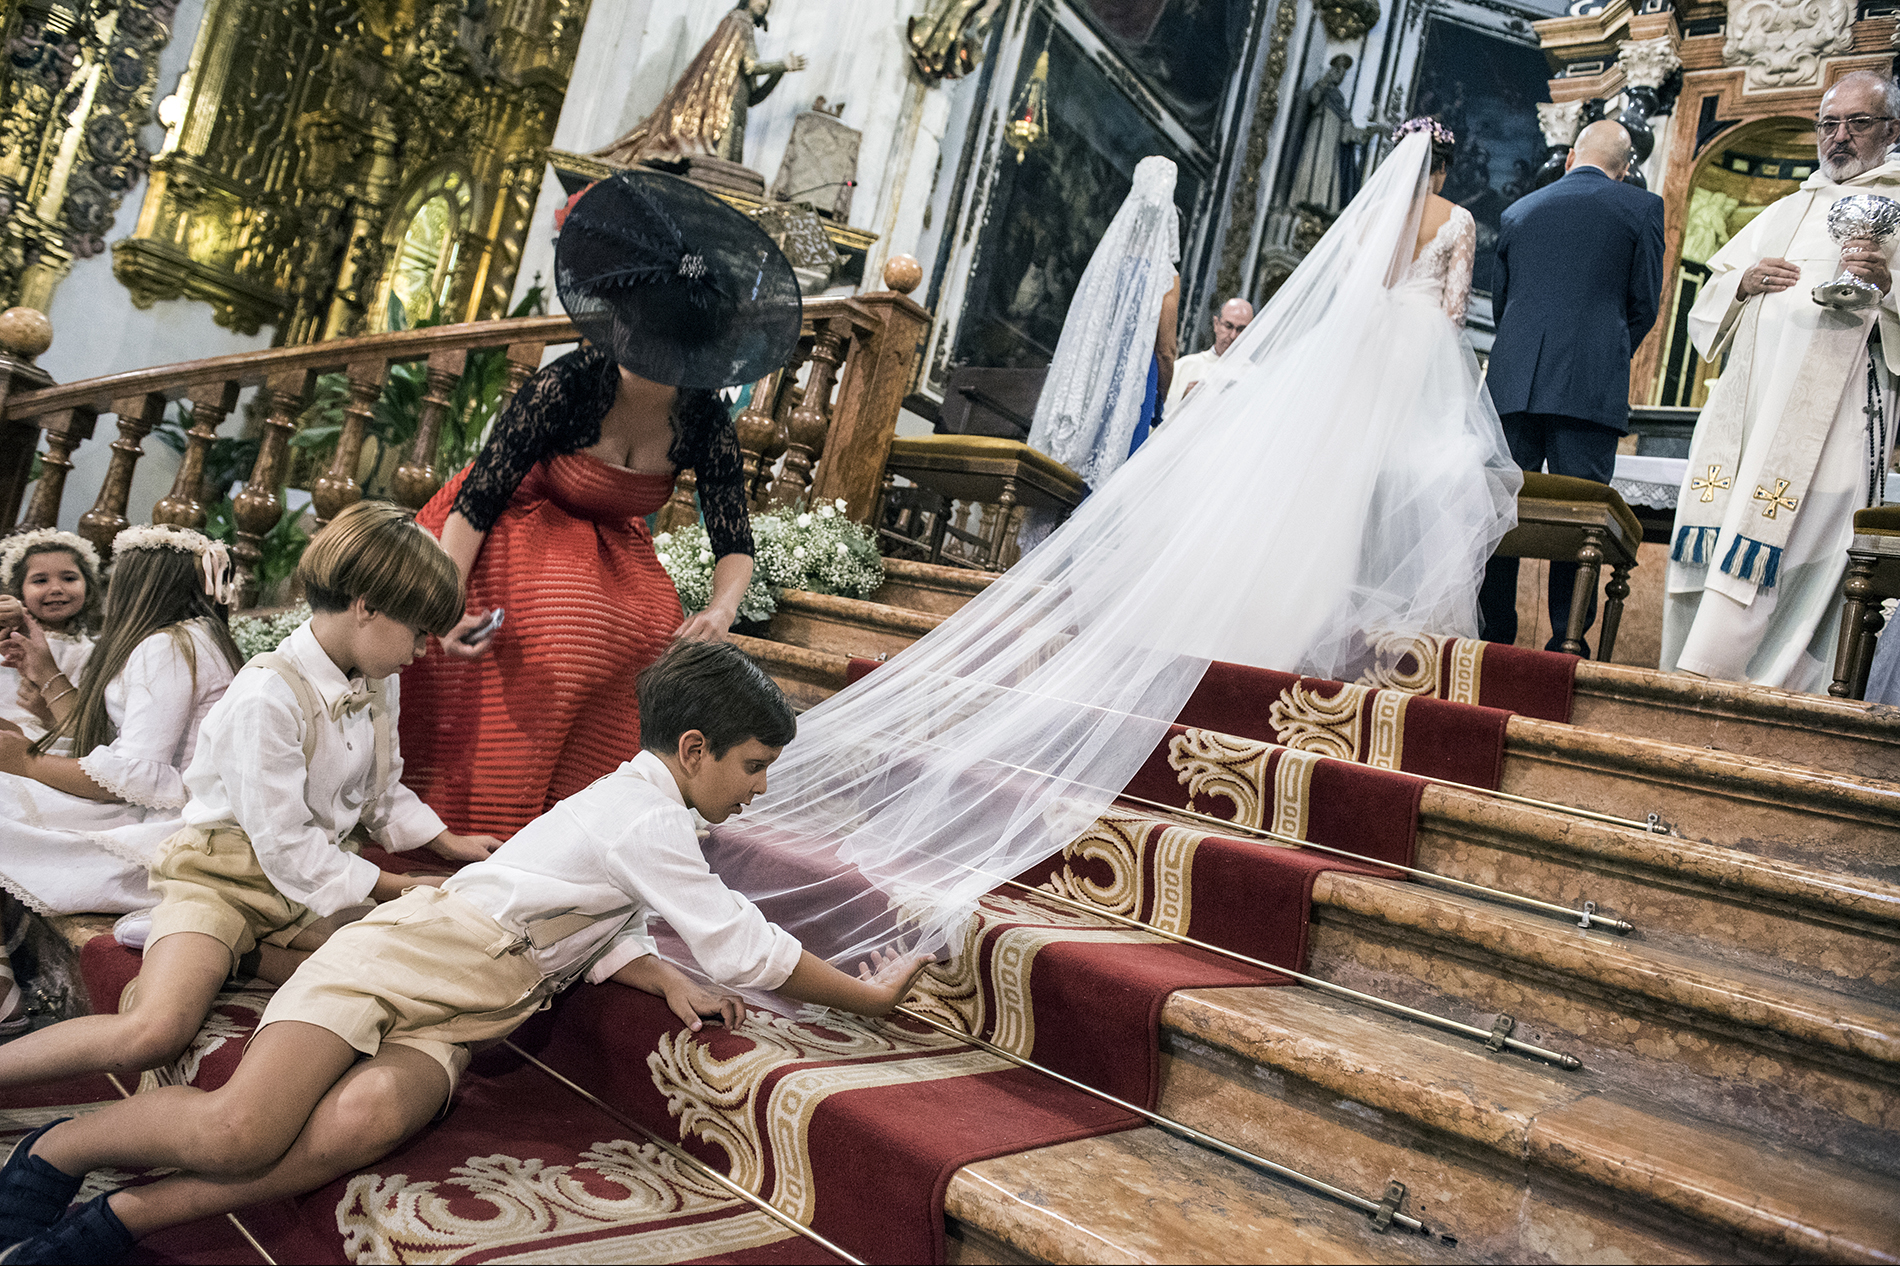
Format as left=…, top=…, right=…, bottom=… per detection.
left=0, top=503, right=499, bottom=1089
left=0, top=525, right=241, bottom=1036
left=0, top=530, right=103, bottom=742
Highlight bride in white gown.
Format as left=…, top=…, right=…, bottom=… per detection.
left=709, top=121, right=1520, bottom=969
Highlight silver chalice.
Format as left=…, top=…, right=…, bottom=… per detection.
left=1813, top=193, right=1900, bottom=311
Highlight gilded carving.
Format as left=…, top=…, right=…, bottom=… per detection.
left=111, top=0, right=582, bottom=340
left=1215, top=0, right=1299, bottom=305
left=1723, top=0, right=1853, bottom=91
left=0, top=1, right=177, bottom=311
left=1317, top=0, right=1382, bottom=42
left=906, top=0, right=1003, bottom=83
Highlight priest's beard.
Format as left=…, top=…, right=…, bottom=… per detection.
left=1819, top=144, right=1884, bottom=183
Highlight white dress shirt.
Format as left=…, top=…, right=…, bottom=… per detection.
left=181, top=621, right=444, bottom=916
left=445, top=750, right=803, bottom=991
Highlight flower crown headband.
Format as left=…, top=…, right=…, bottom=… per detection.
left=111, top=524, right=236, bottom=606
left=1392, top=116, right=1456, bottom=147
left=0, top=528, right=101, bottom=590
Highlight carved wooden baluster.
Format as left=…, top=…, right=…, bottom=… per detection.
left=77, top=392, right=167, bottom=556
left=655, top=470, right=700, bottom=534
left=755, top=339, right=810, bottom=510
left=153, top=380, right=240, bottom=529
left=19, top=407, right=98, bottom=530
left=500, top=342, right=545, bottom=413
left=732, top=373, right=782, bottom=507
left=232, top=369, right=314, bottom=609
left=312, top=360, right=388, bottom=527
left=392, top=348, right=468, bottom=510
left=766, top=319, right=848, bottom=510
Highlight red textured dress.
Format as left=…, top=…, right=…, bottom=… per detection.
left=399, top=347, right=754, bottom=837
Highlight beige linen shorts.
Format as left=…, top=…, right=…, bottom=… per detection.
left=256, top=885, right=545, bottom=1095
left=146, top=825, right=324, bottom=965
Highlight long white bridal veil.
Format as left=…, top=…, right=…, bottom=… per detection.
left=709, top=132, right=1521, bottom=969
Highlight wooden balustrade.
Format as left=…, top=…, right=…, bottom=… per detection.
left=3, top=266, right=930, bottom=604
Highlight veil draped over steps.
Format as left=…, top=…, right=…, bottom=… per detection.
left=705, top=133, right=1522, bottom=973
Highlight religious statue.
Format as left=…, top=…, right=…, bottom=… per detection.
left=906, top=0, right=1004, bottom=83
left=1285, top=55, right=1368, bottom=217
left=593, top=0, right=807, bottom=168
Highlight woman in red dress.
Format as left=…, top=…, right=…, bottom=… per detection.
left=400, top=172, right=801, bottom=837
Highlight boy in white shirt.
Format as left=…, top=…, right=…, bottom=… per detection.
left=0, top=640, right=931, bottom=1261
left=0, top=502, right=500, bottom=1097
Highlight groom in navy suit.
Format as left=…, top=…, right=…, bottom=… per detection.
left=1478, top=119, right=1666, bottom=651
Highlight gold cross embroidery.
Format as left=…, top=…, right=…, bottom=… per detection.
left=1754, top=478, right=1799, bottom=519
left=1691, top=464, right=1731, bottom=503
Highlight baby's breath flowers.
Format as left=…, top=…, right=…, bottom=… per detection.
left=655, top=498, right=884, bottom=628
left=231, top=603, right=312, bottom=660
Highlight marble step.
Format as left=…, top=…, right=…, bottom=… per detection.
left=1302, top=870, right=1900, bottom=1177
left=1569, top=661, right=1900, bottom=781
left=874, top=557, right=996, bottom=616
left=1410, top=783, right=1900, bottom=1002
left=1501, top=715, right=1900, bottom=880
left=943, top=1124, right=1474, bottom=1266
left=1157, top=984, right=1900, bottom=1264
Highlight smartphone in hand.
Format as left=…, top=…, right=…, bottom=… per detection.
left=460, top=608, right=505, bottom=645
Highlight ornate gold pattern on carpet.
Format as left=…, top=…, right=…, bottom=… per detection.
left=1268, top=680, right=1408, bottom=769
left=1357, top=632, right=1485, bottom=704
left=336, top=1139, right=790, bottom=1265
left=1167, top=729, right=1322, bottom=837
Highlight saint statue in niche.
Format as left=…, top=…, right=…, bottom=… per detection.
left=593, top=0, right=807, bottom=168
left=1285, top=54, right=1368, bottom=217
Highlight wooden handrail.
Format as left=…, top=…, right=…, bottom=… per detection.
left=4, top=279, right=931, bottom=604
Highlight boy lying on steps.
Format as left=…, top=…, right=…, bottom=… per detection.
left=0, top=639, right=931, bottom=1262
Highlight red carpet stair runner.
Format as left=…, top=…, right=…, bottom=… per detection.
left=12, top=659, right=1521, bottom=1264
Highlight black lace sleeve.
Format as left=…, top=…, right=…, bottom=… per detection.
left=451, top=346, right=618, bottom=531
left=670, top=389, right=754, bottom=559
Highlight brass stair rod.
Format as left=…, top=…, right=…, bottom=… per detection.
left=960, top=865, right=1582, bottom=1070
left=891, top=1004, right=1432, bottom=1236
left=1112, top=789, right=1637, bottom=935
left=506, top=1043, right=868, bottom=1266
left=896, top=672, right=1674, bottom=836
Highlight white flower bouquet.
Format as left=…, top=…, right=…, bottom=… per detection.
left=655, top=499, right=885, bottom=626
left=231, top=603, right=311, bottom=661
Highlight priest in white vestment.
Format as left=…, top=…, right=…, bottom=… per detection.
left=1662, top=72, right=1900, bottom=692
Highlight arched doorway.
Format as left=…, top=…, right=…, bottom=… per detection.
left=375, top=168, right=478, bottom=330
left=1650, top=116, right=1815, bottom=408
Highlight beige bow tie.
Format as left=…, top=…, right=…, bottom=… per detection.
left=329, top=682, right=374, bottom=720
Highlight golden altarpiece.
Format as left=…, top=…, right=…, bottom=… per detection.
left=0, top=0, right=587, bottom=348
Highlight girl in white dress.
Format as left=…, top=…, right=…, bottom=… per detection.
left=0, top=530, right=102, bottom=744
left=0, top=526, right=242, bottom=1028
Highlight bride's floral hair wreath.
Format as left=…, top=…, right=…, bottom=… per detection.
left=111, top=523, right=236, bottom=607
left=1392, top=116, right=1457, bottom=173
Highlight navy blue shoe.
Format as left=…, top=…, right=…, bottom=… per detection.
left=0, top=1121, right=79, bottom=1247
left=0, top=1194, right=134, bottom=1264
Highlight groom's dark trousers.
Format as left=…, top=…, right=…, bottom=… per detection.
left=1479, top=163, right=1665, bottom=651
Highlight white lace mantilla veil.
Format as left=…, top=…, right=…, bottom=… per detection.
left=704, top=132, right=1520, bottom=978
left=1026, top=155, right=1181, bottom=487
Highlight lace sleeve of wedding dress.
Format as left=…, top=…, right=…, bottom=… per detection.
left=697, top=132, right=1520, bottom=983
left=1441, top=207, right=1475, bottom=328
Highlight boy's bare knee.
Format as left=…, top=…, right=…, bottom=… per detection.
left=318, top=1073, right=424, bottom=1166
left=190, top=1101, right=295, bottom=1175
left=114, top=1011, right=200, bottom=1073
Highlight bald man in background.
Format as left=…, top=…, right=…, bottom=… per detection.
left=1477, top=119, right=1665, bottom=651
left=1165, top=297, right=1254, bottom=411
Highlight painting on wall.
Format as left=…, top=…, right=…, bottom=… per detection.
left=954, top=16, right=1203, bottom=370
left=1409, top=17, right=1551, bottom=296
left=1072, top=0, right=1256, bottom=143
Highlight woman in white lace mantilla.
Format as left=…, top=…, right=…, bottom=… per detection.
left=0, top=527, right=241, bottom=933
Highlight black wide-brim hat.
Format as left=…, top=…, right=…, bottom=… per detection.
left=556, top=170, right=804, bottom=390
